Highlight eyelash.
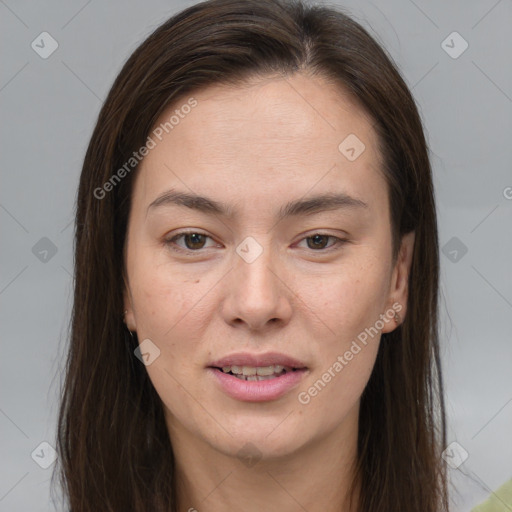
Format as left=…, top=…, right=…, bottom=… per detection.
left=164, top=230, right=349, bottom=255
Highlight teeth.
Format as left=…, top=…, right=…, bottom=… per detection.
left=234, top=374, right=279, bottom=381
left=256, top=365, right=276, bottom=376
left=219, top=364, right=290, bottom=378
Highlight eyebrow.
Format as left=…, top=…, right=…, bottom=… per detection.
left=146, top=188, right=368, bottom=220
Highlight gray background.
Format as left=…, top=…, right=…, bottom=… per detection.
left=1, top=0, right=511, bottom=510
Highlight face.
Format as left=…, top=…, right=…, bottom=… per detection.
left=123, top=72, right=414, bottom=461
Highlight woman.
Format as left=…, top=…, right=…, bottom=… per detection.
left=54, top=0, right=449, bottom=510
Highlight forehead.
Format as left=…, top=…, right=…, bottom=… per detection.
left=132, top=73, right=387, bottom=219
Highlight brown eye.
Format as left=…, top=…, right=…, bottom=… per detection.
left=295, top=233, right=349, bottom=253
left=306, top=234, right=331, bottom=250
left=182, top=233, right=207, bottom=250
left=165, top=231, right=216, bottom=253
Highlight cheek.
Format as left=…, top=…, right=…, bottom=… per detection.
left=294, top=255, right=388, bottom=414
left=302, top=344, right=379, bottom=434
left=130, top=256, right=207, bottom=339
left=307, top=255, right=391, bottom=337
left=298, top=289, right=383, bottom=428
left=129, top=265, right=209, bottom=422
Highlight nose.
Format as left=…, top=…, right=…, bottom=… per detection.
left=221, top=239, right=293, bottom=332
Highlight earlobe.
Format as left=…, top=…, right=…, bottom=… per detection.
left=122, top=305, right=136, bottom=332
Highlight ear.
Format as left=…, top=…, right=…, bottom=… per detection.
left=381, top=231, right=415, bottom=333
left=122, top=272, right=137, bottom=332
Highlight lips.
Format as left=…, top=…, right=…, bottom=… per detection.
left=207, top=352, right=308, bottom=402
left=209, top=351, right=307, bottom=370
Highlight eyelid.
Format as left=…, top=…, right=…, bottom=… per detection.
left=164, top=230, right=349, bottom=254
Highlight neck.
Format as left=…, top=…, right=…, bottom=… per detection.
left=167, top=407, right=361, bottom=512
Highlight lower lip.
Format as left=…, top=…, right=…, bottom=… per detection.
left=208, top=368, right=307, bottom=402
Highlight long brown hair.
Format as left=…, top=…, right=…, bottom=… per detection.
left=54, top=0, right=448, bottom=510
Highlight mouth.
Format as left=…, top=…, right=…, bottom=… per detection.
left=208, top=351, right=307, bottom=371
left=212, top=364, right=301, bottom=381
left=207, top=352, right=308, bottom=402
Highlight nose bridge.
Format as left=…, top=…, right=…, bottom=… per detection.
left=226, top=234, right=291, bottom=329
left=235, top=234, right=278, bottom=298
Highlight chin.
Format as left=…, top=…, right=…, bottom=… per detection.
left=206, top=416, right=311, bottom=462
left=216, top=436, right=304, bottom=464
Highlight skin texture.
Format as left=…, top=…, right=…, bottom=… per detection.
left=123, top=72, right=415, bottom=511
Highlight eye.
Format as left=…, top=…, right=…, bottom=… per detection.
left=164, top=231, right=348, bottom=255
left=164, top=231, right=218, bottom=253
left=296, top=233, right=348, bottom=251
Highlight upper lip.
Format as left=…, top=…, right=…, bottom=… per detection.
left=209, top=352, right=307, bottom=369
